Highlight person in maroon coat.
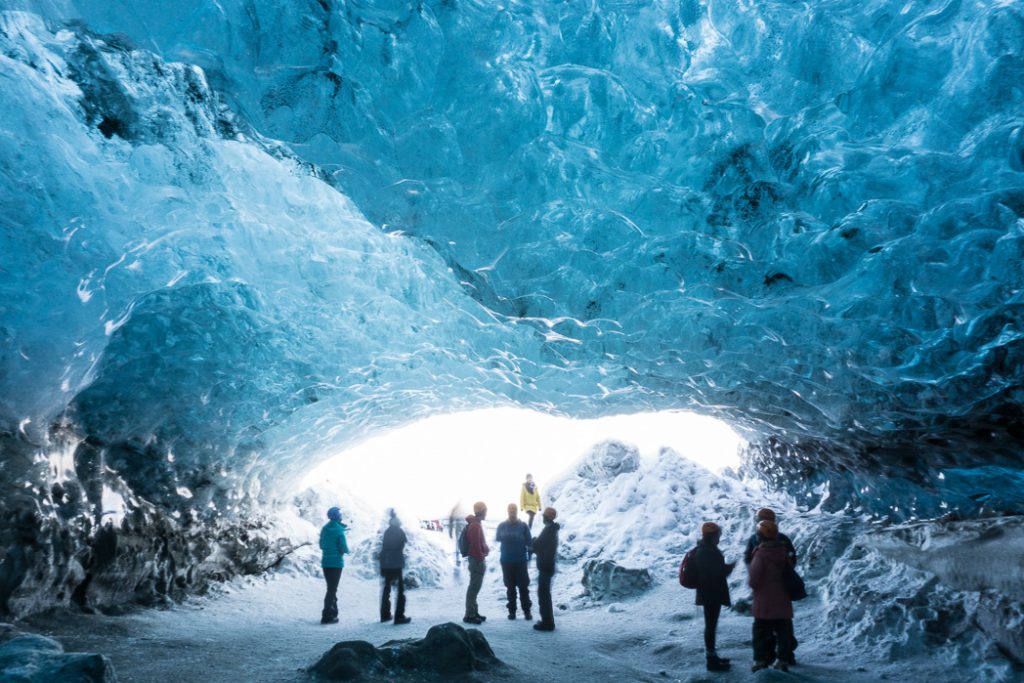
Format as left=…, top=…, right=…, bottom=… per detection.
left=463, top=501, right=490, bottom=625
left=747, top=519, right=795, bottom=672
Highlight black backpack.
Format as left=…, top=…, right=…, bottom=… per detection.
left=458, top=525, right=470, bottom=558
left=784, top=563, right=807, bottom=601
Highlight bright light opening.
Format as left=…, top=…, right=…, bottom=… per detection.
left=301, top=408, right=743, bottom=520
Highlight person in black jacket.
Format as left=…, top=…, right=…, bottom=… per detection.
left=531, top=507, right=560, bottom=631
left=693, top=522, right=735, bottom=672
left=379, top=510, right=411, bottom=625
left=743, top=508, right=797, bottom=566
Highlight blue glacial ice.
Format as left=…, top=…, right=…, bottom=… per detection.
left=1, top=0, right=1023, bottom=512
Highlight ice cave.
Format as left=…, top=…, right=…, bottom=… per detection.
left=1, top=0, right=1023, bottom=680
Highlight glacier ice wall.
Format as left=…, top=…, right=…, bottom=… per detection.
left=2, top=0, right=1024, bottom=528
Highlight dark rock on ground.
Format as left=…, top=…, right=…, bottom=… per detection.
left=581, top=559, right=653, bottom=601
left=0, top=633, right=117, bottom=682
left=310, top=622, right=503, bottom=680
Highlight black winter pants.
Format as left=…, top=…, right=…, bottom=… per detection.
left=321, top=567, right=342, bottom=622
left=537, top=570, right=554, bottom=625
left=702, top=603, right=722, bottom=654
left=501, top=562, right=532, bottom=614
left=753, top=618, right=794, bottom=663
left=380, top=568, right=406, bottom=620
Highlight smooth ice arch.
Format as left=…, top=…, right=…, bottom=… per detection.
left=1, top=0, right=1023, bottom=521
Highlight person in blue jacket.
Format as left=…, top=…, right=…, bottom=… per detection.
left=495, top=503, right=532, bottom=620
left=319, top=506, right=349, bottom=624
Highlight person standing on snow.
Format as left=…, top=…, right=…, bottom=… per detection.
left=519, top=474, right=542, bottom=529
left=530, top=506, right=560, bottom=631
left=748, top=520, right=796, bottom=672
left=448, top=501, right=467, bottom=567
left=379, top=510, right=411, bottom=625
left=463, top=501, right=490, bottom=624
left=496, top=503, right=533, bottom=621
left=692, top=522, right=735, bottom=672
left=743, top=507, right=798, bottom=663
left=319, top=506, right=349, bottom=624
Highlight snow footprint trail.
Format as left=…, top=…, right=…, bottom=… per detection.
left=19, top=570, right=912, bottom=683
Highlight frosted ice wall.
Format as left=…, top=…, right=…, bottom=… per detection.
left=2, top=0, right=1024, bottom=516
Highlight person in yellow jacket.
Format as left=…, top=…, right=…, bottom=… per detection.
left=520, top=474, right=542, bottom=529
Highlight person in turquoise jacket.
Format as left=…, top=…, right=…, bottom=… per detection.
left=319, top=506, right=349, bottom=624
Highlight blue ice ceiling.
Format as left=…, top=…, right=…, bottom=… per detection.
left=1, top=0, right=1023, bottom=508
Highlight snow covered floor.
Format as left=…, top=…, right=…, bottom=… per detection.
left=19, top=565, right=968, bottom=683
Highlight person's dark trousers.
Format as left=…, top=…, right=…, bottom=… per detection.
left=501, top=562, right=532, bottom=615
left=526, top=511, right=535, bottom=529
left=703, top=603, right=722, bottom=653
left=536, top=570, right=554, bottom=625
left=321, top=567, right=342, bottom=622
left=752, top=618, right=794, bottom=663
left=465, top=557, right=485, bottom=618
left=380, top=568, right=406, bottom=620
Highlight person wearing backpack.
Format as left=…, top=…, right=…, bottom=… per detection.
left=495, top=503, right=533, bottom=621
left=319, top=506, right=349, bottom=624
left=531, top=507, right=560, bottom=631
left=686, top=522, right=735, bottom=672
left=748, top=520, right=795, bottom=672
left=462, top=501, right=490, bottom=625
left=743, top=507, right=798, bottom=663
left=379, top=510, right=411, bottom=625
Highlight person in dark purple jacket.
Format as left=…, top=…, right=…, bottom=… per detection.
left=748, top=520, right=795, bottom=672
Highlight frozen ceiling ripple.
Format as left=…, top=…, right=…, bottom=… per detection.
left=1, top=1, right=1023, bottom=510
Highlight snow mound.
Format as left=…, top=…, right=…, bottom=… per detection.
left=547, top=441, right=826, bottom=581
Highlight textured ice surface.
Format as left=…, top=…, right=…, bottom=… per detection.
left=2, top=1, right=1024, bottom=513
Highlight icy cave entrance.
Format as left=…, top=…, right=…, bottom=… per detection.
left=300, top=408, right=743, bottom=521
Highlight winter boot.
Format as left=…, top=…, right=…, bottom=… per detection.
left=507, top=610, right=516, bottom=620
left=523, top=609, right=532, bottom=620
left=751, top=661, right=771, bottom=672
left=773, top=660, right=789, bottom=672
left=533, top=621, right=555, bottom=631
left=380, top=613, right=392, bottom=623
left=393, top=616, right=411, bottom=625
left=706, top=654, right=730, bottom=672
left=463, top=615, right=484, bottom=625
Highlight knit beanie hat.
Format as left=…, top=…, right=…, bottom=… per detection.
left=757, top=519, right=778, bottom=539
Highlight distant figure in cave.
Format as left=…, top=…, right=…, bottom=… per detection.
left=530, top=506, right=560, bottom=631
left=520, top=474, right=542, bottom=529
left=462, top=501, right=490, bottom=624
left=319, top=506, right=349, bottom=624
left=496, top=502, right=533, bottom=621
left=743, top=507, right=798, bottom=662
left=379, top=509, right=411, bottom=625
left=748, top=520, right=796, bottom=672
left=448, top=501, right=467, bottom=567
left=691, top=522, right=735, bottom=672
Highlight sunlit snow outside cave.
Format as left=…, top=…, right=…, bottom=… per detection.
left=1, top=0, right=1024, bottom=681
